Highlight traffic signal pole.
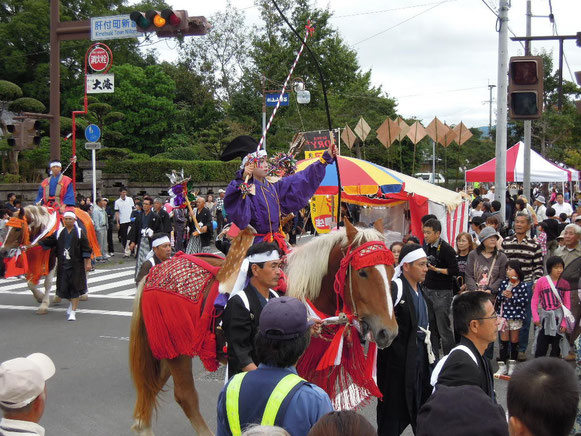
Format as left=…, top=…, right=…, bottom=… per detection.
left=495, top=0, right=509, bottom=222
left=523, top=0, right=532, bottom=201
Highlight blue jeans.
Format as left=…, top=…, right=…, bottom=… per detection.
left=518, top=281, right=534, bottom=353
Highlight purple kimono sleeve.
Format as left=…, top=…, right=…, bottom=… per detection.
left=224, top=170, right=252, bottom=230
left=275, top=151, right=333, bottom=214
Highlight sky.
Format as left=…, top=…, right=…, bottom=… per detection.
left=136, top=0, right=581, bottom=129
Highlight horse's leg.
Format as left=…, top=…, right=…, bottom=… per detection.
left=37, top=268, right=56, bottom=314
left=131, top=360, right=171, bottom=436
left=28, top=279, right=44, bottom=304
left=166, top=356, right=213, bottom=436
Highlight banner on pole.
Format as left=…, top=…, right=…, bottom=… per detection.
left=302, top=130, right=338, bottom=158
left=309, top=195, right=338, bottom=234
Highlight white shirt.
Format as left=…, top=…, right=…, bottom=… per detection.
left=114, top=196, right=135, bottom=224
left=553, top=201, right=573, bottom=218
left=484, top=192, right=495, bottom=202
left=0, top=418, right=45, bottom=436
left=535, top=204, right=547, bottom=222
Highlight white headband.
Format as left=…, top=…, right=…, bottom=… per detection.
left=152, top=236, right=170, bottom=248
left=230, top=250, right=281, bottom=297
left=49, top=161, right=62, bottom=168
left=240, top=149, right=268, bottom=169
left=63, top=211, right=76, bottom=219
left=393, top=248, right=427, bottom=278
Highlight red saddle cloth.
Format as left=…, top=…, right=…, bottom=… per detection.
left=141, top=252, right=223, bottom=371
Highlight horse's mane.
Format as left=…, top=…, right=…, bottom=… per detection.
left=22, top=206, right=54, bottom=240
left=286, top=226, right=384, bottom=301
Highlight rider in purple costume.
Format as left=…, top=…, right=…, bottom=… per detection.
left=224, top=143, right=336, bottom=251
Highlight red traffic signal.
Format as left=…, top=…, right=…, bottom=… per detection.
left=508, top=56, right=544, bottom=120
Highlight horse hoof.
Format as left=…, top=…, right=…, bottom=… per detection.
left=37, top=307, right=48, bottom=315
left=32, top=293, right=44, bottom=303
left=80, top=294, right=88, bottom=301
left=131, top=421, right=154, bottom=436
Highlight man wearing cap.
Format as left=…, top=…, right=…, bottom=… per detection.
left=224, top=138, right=336, bottom=253
left=215, top=189, right=226, bottom=234
left=35, top=161, right=75, bottom=210
left=502, top=212, right=543, bottom=361
left=533, top=196, right=547, bottom=223
left=217, top=296, right=333, bottom=436
left=38, top=211, right=92, bottom=321
left=376, top=243, right=438, bottom=436
left=135, top=233, right=172, bottom=284
left=222, top=242, right=282, bottom=380
left=0, top=353, right=55, bottom=436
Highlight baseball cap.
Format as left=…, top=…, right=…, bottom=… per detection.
left=218, top=189, right=226, bottom=194
left=557, top=230, right=566, bottom=240
left=259, top=297, right=314, bottom=340
left=0, top=353, right=55, bottom=409
left=535, top=195, right=545, bottom=203
left=479, top=226, right=500, bottom=243
left=575, top=216, right=581, bottom=223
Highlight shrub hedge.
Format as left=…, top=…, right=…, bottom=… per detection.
left=104, top=158, right=241, bottom=183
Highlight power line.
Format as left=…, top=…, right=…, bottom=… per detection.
left=353, top=0, right=453, bottom=46
left=332, top=1, right=458, bottom=19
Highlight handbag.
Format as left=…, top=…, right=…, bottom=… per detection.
left=498, top=301, right=508, bottom=332
left=546, top=275, right=576, bottom=333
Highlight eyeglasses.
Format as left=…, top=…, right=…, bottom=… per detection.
left=474, top=312, right=498, bottom=321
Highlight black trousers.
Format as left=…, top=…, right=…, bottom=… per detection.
left=118, top=222, right=130, bottom=249
left=535, top=327, right=561, bottom=357
left=107, top=226, right=114, bottom=253
left=216, top=210, right=225, bottom=234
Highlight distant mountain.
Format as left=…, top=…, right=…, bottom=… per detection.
left=478, top=126, right=491, bottom=137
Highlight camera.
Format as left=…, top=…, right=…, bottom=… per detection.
left=427, top=255, right=438, bottom=266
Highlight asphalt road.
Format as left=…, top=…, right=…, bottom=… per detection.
left=0, top=244, right=512, bottom=436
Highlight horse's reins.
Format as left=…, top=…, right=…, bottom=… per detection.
left=6, top=217, right=31, bottom=248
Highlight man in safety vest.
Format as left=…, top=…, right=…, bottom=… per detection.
left=216, top=297, right=333, bottom=436
left=35, top=161, right=75, bottom=211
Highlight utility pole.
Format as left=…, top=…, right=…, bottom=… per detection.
left=495, top=0, right=509, bottom=222
left=523, top=0, right=532, bottom=201
left=487, top=83, right=496, bottom=138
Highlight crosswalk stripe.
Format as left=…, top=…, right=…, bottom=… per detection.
left=0, top=290, right=135, bottom=300
left=0, top=304, right=132, bottom=317
left=0, top=269, right=135, bottom=292
left=88, top=278, right=136, bottom=294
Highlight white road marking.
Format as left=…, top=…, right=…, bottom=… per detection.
left=87, top=278, right=136, bottom=294
left=0, top=304, right=132, bottom=317
left=0, top=289, right=134, bottom=300
left=0, top=269, right=135, bottom=292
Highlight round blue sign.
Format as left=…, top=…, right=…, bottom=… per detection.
left=85, top=124, right=101, bottom=142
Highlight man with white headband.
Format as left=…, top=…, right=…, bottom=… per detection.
left=222, top=242, right=282, bottom=380
left=376, top=243, right=438, bottom=436
left=224, top=136, right=337, bottom=253
left=0, top=353, right=55, bottom=436
left=38, top=211, right=92, bottom=321
left=35, top=161, right=75, bottom=210
left=135, top=233, right=172, bottom=284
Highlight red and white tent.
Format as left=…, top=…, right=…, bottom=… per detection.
left=466, top=141, right=576, bottom=182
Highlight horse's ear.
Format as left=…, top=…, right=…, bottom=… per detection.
left=344, top=217, right=357, bottom=242
left=373, top=218, right=384, bottom=234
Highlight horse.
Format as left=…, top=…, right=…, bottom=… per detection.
left=0, top=205, right=101, bottom=314
left=129, top=218, right=397, bottom=435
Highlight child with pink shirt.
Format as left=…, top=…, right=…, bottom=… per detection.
left=531, top=255, right=571, bottom=357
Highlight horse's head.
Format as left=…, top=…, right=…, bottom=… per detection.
left=1, top=208, right=28, bottom=253
left=341, top=218, right=398, bottom=349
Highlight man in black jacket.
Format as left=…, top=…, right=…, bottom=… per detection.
left=128, top=196, right=161, bottom=277
left=422, top=218, right=459, bottom=356
left=376, top=243, right=438, bottom=436
left=433, top=291, right=498, bottom=401
left=222, top=242, right=281, bottom=380
left=153, top=197, right=172, bottom=235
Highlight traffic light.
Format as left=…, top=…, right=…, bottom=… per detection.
left=129, top=9, right=208, bottom=37
left=6, top=119, right=41, bottom=151
left=508, top=56, right=544, bottom=120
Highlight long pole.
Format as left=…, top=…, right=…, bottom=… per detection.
left=432, top=139, right=436, bottom=182
left=488, top=84, right=496, bottom=138
left=261, top=75, right=267, bottom=151
left=495, top=0, right=509, bottom=222
left=523, top=0, right=532, bottom=201
left=49, top=0, right=60, bottom=161
left=91, top=149, right=97, bottom=202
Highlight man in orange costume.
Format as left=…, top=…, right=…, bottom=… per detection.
left=35, top=161, right=75, bottom=211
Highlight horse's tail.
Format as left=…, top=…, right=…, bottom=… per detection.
left=129, top=279, right=162, bottom=426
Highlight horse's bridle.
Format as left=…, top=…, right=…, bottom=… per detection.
left=5, top=216, right=30, bottom=248
left=333, top=240, right=395, bottom=323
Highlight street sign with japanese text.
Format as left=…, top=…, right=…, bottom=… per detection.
left=84, top=142, right=102, bottom=150
left=86, top=74, right=114, bottom=94
left=265, top=93, right=289, bottom=107
left=91, top=15, right=138, bottom=41
left=88, top=47, right=110, bottom=72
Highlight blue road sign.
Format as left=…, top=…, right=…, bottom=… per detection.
left=85, top=124, right=101, bottom=142
left=265, top=93, right=289, bottom=107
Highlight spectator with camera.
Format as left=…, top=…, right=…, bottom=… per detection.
left=422, top=218, right=459, bottom=355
